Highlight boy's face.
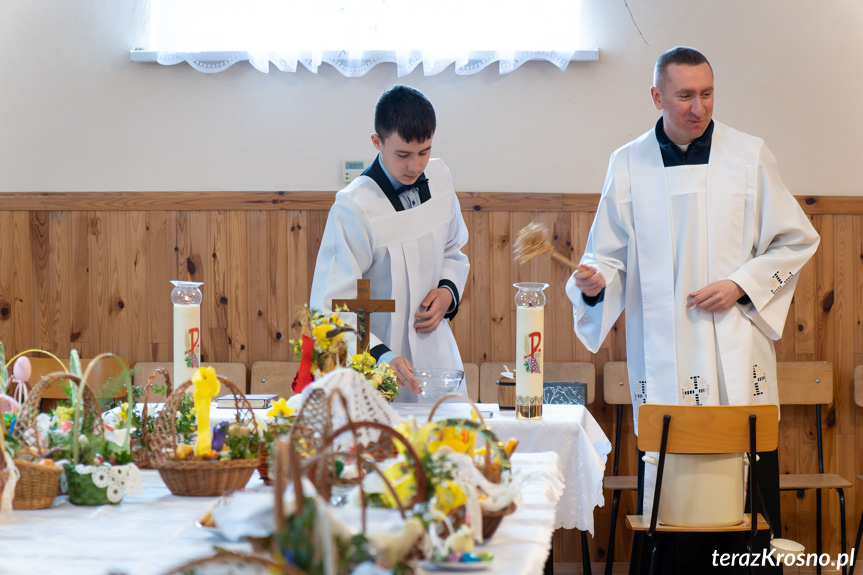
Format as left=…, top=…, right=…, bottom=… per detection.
left=371, top=131, right=433, bottom=187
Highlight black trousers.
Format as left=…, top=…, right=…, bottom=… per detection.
left=629, top=450, right=782, bottom=575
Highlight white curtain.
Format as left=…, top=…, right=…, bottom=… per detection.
left=149, top=0, right=586, bottom=76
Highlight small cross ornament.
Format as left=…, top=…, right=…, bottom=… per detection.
left=332, top=279, right=395, bottom=352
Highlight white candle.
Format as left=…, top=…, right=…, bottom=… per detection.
left=173, top=303, right=201, bottom=385
left=516, top=306, right=544, bottom=420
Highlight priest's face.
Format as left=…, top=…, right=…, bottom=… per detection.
left=371, top=131, right=432, bottom=186
left=651, top=62, right=714, bottom=145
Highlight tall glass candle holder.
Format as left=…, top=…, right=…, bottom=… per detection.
left=171, top=281, right=203, bottom=385
left=514, top=282, right=548, bottom=420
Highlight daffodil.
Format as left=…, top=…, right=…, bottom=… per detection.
left=267, top=397, right=296, bottom=419
left=434, top=480, right=467, bottom=515
left=380, top=461, right=418, bottom=508
left=430, top=425, right=476, bottom=455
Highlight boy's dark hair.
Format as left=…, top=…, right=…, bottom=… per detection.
left=374, top=85, right=436, bottom=144
left=654, top=46, right=712, bottom=89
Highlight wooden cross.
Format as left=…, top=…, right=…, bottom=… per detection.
left=332, top=279, right=395, bottom=352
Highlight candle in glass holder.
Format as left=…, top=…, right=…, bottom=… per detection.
left=171, top=281, right=203, bottom=385
left=514, top=282, right=548, bottom=420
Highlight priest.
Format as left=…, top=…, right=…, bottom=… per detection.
left=566, top=47, right=819, bottom=573
left=310, top=85, right=470, bottom=401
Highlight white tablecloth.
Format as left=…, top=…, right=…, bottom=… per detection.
left=0, top=453, right=564, bottom=575
left=393, top=403, right=611, bottom=534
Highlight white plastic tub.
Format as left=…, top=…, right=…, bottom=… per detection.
left=644, top=453, right=745, bottom=527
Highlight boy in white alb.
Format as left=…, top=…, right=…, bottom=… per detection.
left=310, top=86, right=470, bottom=401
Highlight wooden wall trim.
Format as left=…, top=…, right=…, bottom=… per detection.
left=0, top=191, right=855, bottom=213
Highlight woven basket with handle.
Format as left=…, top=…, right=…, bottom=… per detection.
left=427, top=393, right=516, bottom=539
left=13, top=372, right=101, bottom=509
left=149, top=376, right=259, bottom=496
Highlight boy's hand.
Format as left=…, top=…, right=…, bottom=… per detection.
left=389, top=356, right=420, bottom=393
left=414, top=287, right=452, bottom=334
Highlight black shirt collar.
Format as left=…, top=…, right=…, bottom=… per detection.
left=654, top=117, right=714, bottom=167
left=361, top=155, right=430, bottom=212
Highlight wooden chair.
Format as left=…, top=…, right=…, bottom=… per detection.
left=478, top=361, right=596, bottom=405
left=132, top=362, right=247, bottom=398
left=601, top=361, right=637, bottom=575
left=249, top=361, right=300, bottom=396
left=777, top=361, right=850, bottom=575
left=849, top=366, right=863, bottom=575
left=626, top=404, right=777, bottom=575
left=462, top=362, right=479, bottom=402
left=23, top=356, right=130, bottom=411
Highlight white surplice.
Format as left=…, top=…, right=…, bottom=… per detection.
left=566, top=121, right=819, bottom=431
left=310, top=158, right=470, bottom=402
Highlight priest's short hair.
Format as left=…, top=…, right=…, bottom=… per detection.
left=654, top=46, right=713, bottom=89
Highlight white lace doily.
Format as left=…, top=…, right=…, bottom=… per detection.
left=73, top=463, right=142, bottom=503
left=302, top=368, right=402, bottom=448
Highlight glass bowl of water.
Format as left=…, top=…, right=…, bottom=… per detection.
left=413, top=367, right=464, bottom=403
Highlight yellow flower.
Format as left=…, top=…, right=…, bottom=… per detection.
left=430, top=425, right=476, bottom=455
left=54, top=405, right=75, bottom=422
left=267, top=397, right=296, bottom=418
left=381, top=461, right=418, bottom=508
left=434, top=480, right=467, bottom=515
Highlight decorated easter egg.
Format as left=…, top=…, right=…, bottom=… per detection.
left=13, top=357, right=32, bottom=383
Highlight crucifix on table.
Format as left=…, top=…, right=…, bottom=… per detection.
left=332, top=279, right=395, bottom=352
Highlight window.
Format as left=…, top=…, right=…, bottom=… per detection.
left=132, top=0, right=597, bottom=76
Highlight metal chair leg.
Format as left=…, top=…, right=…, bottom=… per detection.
left=817, top=488, right=823, bottom=575
left=840, top=488, right=848, bottom=575
left=648, top=536, right=659, bottom=575
left=605, top=489, right=621, bottom=575
left=849, top=509, right=863, bottom=575
left=582, top=530, right=592, bottom=575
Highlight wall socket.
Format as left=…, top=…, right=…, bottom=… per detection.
left=343, top=160, right=366, bottom=183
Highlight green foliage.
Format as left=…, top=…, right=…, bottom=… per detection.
left=224, top=426, right=259, bottom=460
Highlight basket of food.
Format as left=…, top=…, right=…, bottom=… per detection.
left=149, top=367, right=259, bottom=496
left=427, top=393, right=518, bottom=540
left=63, top=353, right=139, bottom=506
left=124, top=367, right=175, bottom=469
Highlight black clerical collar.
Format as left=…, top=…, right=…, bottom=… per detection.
left=654, top=117, right=713, bottom=167
left=361, top=155, right=431, bottom=212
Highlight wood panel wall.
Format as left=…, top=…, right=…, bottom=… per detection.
left=0, top=192, right=859, bottom=564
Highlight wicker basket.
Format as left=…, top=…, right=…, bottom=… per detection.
left=11, top=459, right=62, bottom=510
left=149, top=376, right=259, bottom=496
left=131, top=367, right=173, bottom=468
left=13, top=372, right=106, bottom=509
left=427, top=393, right=516, bottom=539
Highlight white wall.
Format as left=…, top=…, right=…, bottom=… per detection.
left=1, top=1, right=861, bottom=195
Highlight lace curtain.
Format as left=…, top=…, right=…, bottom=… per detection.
left=147, top=0, right=591, bottom=76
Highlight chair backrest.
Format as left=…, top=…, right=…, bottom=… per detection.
left=27, top=357, right=130, bottom=400
left=776, top=361, right=833, bottom=405
left=132, top=362, right=247, bottom=396
left=637, top=404, right=779, bottom=454
left=478, top=361, right=595, bottom=404
left=249, top=361, right=300, bottom=396
left=856, top=365, right=863, bottom=408
left=462, top=362, right=479, bottom=402
left=603, top=361, right=631, bottom=405
left=478, top=362, right=508, bottom=404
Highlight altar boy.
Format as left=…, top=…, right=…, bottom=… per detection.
left=310, top=85, right=470, bottom=400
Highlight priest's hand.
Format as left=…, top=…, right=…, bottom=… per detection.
left=390, top=356, right=420, bottom=394
left=573, top=265, right=605, bottom=297
left=687, top=280, right=745, bottom=313
left=414, top=287, right=452, bottom=334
